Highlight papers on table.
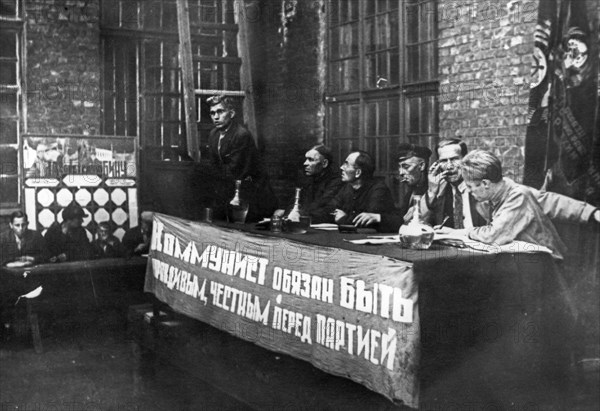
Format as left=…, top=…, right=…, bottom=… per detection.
left=345, top=236, right=400, bottom=245
left=14, top=286, right=43, bottom=306
left=310, top=223, right=339, bottom=231
left=433, top=233, right=553, bottom=254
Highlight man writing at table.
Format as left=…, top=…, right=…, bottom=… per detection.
left=0, top=211, right=49, bottom=266
left=352, top=143, right=432, bottom=231
left=330, top=150, right=395, bottom=226
left=422, top=138, right=600, bottom=230
left=436, top=150, right=591, bottom=259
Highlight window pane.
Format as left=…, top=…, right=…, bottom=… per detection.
left=0, top=0, right=16, bottom=17
left=142, top=1, right=162, bottom=30
left=0, top=119, right=17, bottom=144
left=406, top=4, right=418, bottom=44
left=121, top=1, right=140, bottom=29
left=0, top=92, right=16, bottom=117
left=366, top=102, right=376, bottom=136
left=0, top=61, right=16, bottom=85
left=0, top=175, right=18, bottom=203
left=0, top=31, right=16, bottom=58
left=0, top=146, right=17, bottom=174
left=379, top=100, right=388, bottom=135
left=341, top=59, right=359, bottom=92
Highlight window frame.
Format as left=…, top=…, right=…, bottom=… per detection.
left=325, top=0, right=439, bottom=201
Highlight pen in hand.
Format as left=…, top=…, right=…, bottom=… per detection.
left=434, top=216, right=450, bottom=230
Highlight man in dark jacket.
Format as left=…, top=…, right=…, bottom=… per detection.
left=301, top=144, right=344, bottom=224
left=330, top=150, right=395, bottom=226
left=1, top=211, right=49, bottom=266
left=207, top=95, right=277, bottom=221
left=44, top=202, right=93, bottom=262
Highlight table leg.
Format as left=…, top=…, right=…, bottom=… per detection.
left=26, top=300, right=43, bottom=354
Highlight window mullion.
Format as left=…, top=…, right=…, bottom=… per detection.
left=358, top=0, right=365, bottom=150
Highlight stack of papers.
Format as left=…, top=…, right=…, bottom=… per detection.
left=310, top=223, right=339, bottom=231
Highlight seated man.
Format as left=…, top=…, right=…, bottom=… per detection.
left=437, top=150, right=570, bottom=259
left=45, top=202, right=94, bottom=262
left=92, top=222, right=125, bottom=259
left=301, top=144, right=344, bottom=223
left=122, top=211, right=153, bottom=256
left=353, top=143, right=432, bottom=232
left=330, top=150, right=395, bottom=226
left=0, top=211, right=49, bottom=266
left=422, top=138, right=599, bottom=229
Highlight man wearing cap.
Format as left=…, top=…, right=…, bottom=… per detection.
left=122, top=211, right=153, bottom=256
left=44, top=202, right=93, bottom=262
left=301, top=144, right=344, bottom=223
left=353, top=143, right=432, bottom=232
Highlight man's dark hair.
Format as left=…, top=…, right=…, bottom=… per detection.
left=436, top=138, right=468, bottom=157
left=353, top=150, right=375, bottom=179
left=207, top=94, right=235, bottom=111
left=311, top=144, right=333, bottom=166
left=10, top=210, right=27, bottom=224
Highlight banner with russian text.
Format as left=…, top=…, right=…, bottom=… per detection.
left=144, top=213, right=419, bottom=408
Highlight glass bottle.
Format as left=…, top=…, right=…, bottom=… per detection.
left=398, top=195, right=434, bottom=249
left=286, top=187, right=303, bottom=222
left=227, top=180, right=249, bottom=224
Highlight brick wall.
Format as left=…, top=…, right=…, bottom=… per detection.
left=438, top=0, right=538, bottom=182
left=248, top=0, right=326, bottom=203
left=25, top=0, right=101, bottom=135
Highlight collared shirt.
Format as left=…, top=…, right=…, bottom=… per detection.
left=467, top=178, right=567, bottom=259
left=452, top=181, right=474, bottom=229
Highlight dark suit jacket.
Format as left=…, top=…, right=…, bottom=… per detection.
left=0, top=229, right=49, bottom=265
left=208, top=121, right=277, bottom=221
left=301, top=167, right=344, bottom=224
left=331, top=178, right=396, bottom=226
left=44, top=222, right=93, bottom=261
left=379, top=182, right=428, bottom=233
left=422, top=181, right=487, bottom=228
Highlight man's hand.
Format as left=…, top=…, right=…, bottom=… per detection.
left=50, top=253, right=67, bottom=263
left=427, top=161, right=448, bottom=201
left=332, top=209, right=347, bottom=224
left=594, top=209, right=600, bottom=223
left=353, top=213, right=381, bottom=227
left=134, top=243, right=147, bottom=253
left=18, top=256, right=35, bottom=263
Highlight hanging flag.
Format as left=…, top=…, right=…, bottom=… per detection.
left=524, top=0, right=600, bottom=206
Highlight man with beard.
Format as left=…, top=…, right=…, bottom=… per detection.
left=352, top=143, right=432, bottom=232
left=300, top=144, right=344, bottom=223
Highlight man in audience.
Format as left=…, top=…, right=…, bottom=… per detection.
left=301, top=144, right=344, bottom=223
left=1, top=211, right=49, bottom=266
left=330, top=150, right=395, bottom=226
left=92, top=222, right=125, bottom=258
left=436, top=150, right=592, bottom=259
left=422, top=138, right=599, bottom=229
left=123, top=211, right=153, bottom=256
left=45, top=202, right=93, bottom=262
left=207, top=94, right=277, bottom=221
left=353, top=143, right=432, bottom=231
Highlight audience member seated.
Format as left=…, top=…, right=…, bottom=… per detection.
left=122, top=211, right=153, bottom=256
left=0, top=211, right=49, bottom=266
left=300, top=144, right=344, bottom=224
left=92, top=222, right=125, bottom=259
left=353, top=143, right=432, bottom=232
left=45, top=202, right=94, bottom=262
left=436, top=150, right=571, bottom=259
left=330, top=150, right=395, bottom=227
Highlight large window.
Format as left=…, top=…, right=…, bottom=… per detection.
left=326, top=0, right=438, bottom=199
left=0, top=0, right=23, bottom=209
left=100, top=0, right=243, bottom=161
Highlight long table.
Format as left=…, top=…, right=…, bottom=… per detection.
left=1, top=257, right=148, bottom=352
left=143, top=213, right=569, bottom=409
